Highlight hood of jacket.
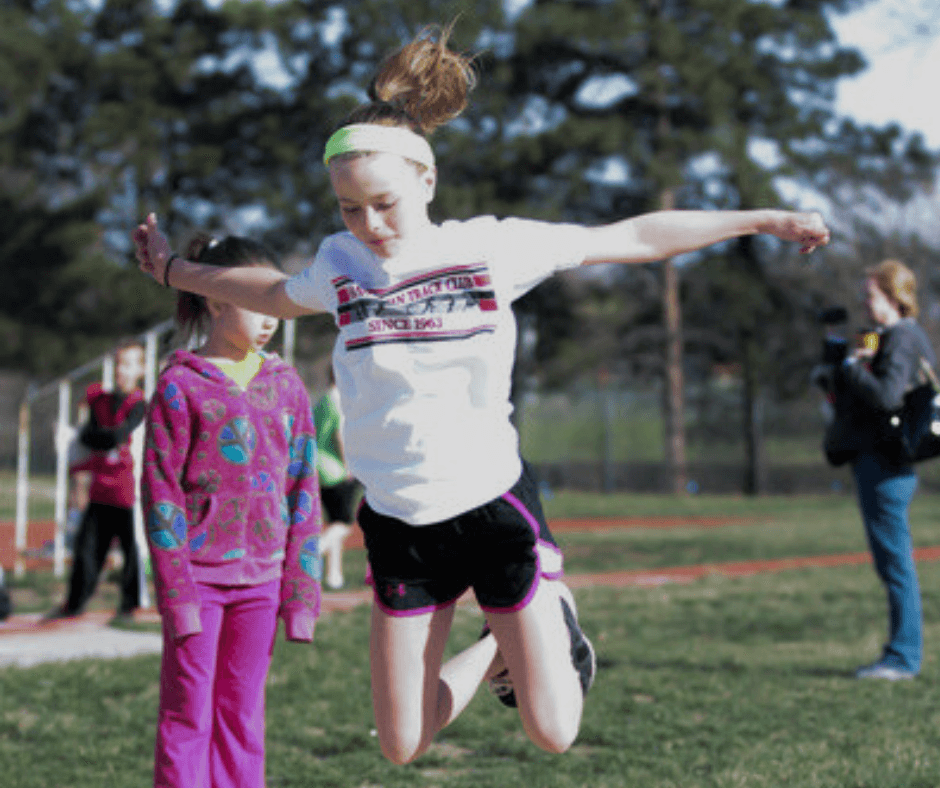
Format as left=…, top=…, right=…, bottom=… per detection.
left=162, top=348, right=293, bottom=388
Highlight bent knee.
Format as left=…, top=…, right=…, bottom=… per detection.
left=378, top=730, right=430, bottom=766
left=538, top=723, right=579, bottom=754
left=521, top=710, right=581, bottom=755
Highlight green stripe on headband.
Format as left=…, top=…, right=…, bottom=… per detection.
left=323, top=124, right=436, bottom=168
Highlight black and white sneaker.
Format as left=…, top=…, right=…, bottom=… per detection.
left=559, top=589, right=596, bottom=698
left=481, top=622, right=518, bottom=708
left=488, top=667, right=518, bottom=708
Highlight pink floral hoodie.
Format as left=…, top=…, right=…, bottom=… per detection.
left=141, top=349, right=322, bottom=641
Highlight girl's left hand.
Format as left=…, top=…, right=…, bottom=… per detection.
left=771, top=210, right=831, bottom=254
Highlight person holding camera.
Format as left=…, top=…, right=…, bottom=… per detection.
left=833, top=259, right=935, bottom=680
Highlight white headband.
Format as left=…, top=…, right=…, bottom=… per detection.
left=323, top=123, right=436, bottom=169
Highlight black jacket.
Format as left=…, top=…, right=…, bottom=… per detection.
left=835, top=318, right=936, bottom=459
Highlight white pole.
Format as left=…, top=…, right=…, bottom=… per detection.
left=102, top=355, right=114, bottom=392
left=14, top=397, right=31, bottom=578
left=133, top=329, right=161, bottom=610
left=283, top=318, right=296, bottom=366
left=144, top=329, right=158, bottom=399
left=52, top=381, right=71, bottom=578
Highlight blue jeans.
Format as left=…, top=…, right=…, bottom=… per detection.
left=852, top=452, right=921, bottom=673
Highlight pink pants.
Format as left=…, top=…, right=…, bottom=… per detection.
left=154, top=580, right=280, bottom=788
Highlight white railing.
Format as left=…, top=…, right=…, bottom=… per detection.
left=13, top=319, right=297, bottom=609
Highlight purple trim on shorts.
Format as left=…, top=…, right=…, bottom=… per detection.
left=479, top=594, right=535, bottom=615
left=480, top=491, right=554, bottom=615
left=502, top=490, right=564, bottom=579
left=501, top=491, right=540, bottom=537
left=371, top=588, right=459, bottom=618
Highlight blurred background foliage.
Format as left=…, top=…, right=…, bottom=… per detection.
left=1, top=0, right=938, bottom=491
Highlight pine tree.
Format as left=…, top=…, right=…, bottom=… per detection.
left=465, top=0, right=936, bottom=492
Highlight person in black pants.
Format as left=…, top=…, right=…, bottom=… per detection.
left=49, top=340, right=147, bottom=620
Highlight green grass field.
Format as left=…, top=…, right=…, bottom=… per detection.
left=3, top=493, right=940, bottom=786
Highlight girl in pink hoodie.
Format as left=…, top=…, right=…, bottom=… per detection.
left=141, top=235, right=322, bottom=788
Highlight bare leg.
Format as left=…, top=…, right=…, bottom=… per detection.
left=321, top=523, right=351, bottom=589
left=486, top=579, right=584, bottom=753
left=369, top=603, right=498, bottom=764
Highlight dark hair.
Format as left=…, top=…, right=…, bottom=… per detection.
left=176, top=234, right=279, bottom=338
left=114, top=337, right=144, bottom=355
left=341, top=23, right=476, bottom=138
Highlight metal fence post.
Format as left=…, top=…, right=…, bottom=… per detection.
left=133, top=328, right=164, bottom=610
left=53, top=380, right=71, bottom=577
left=14, top=395, right=32, bottom=578
left=101, top=355, right=114, bottom=391
left=283, top=318, right=296, bottom=366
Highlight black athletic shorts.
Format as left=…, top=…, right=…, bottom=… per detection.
left=358, top=463, right=563, bottom=617
left=320, top=478, right=364, bottom=524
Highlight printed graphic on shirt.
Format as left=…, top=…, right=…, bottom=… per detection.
left=288, top=433, right=317, bottom=479
left=334, top=263, right=498, bottom=351
left=148, top=502, right=187, bottom=550
left=248, top=382, right=278, bottom=411
left=287, top=489, right=316, bottom=526
left=201, top=399, right=227, bottom=423
left=163, top=382, right=184, bottom=412
left=299, top=535, right=323, bottom=581
left=251, top=471, right=276, bottom=493
left=218, top=417, right=257, bottom=465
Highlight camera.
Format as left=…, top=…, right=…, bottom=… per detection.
left=812, top=306, right=849, bottom=393
left=822, top=335, right=848, bottom=365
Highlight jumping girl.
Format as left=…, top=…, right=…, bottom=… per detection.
left=141, top=235, right=322, bottom=787
left=134, top=26, right=830, bottom=765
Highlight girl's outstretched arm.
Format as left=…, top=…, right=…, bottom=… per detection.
left=132, top=213, right=321, bottom=319
left=581, top=209, right=830, bottom=266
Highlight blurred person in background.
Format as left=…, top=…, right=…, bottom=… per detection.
left=313, top=367, right=363, bottom=590
left=48, top=339, right=146, bottom=621
left=836, top=259, right=934, bottom=680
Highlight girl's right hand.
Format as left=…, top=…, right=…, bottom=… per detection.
left=766, top=210, right=830, bottom=254
left=133, top=213, right=173, bottom=284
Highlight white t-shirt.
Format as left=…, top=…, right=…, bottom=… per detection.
left=286, top=216, right=590, bottom=525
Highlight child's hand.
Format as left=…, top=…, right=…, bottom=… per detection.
left=133, top=213, right=173, bottom=284
left=283, top=611, right=316, bottom=643
left=285, top=623, right=316, bottom=644
left=770, top=210, right=831, bottom=254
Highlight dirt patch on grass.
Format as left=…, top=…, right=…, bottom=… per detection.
left=0, top=520, right=57, bottom=572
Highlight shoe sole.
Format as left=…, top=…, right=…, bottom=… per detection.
left=560, top=596, right=596, bottom=697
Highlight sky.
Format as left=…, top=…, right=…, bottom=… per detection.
left=828, top=1, right=938, bottom=148
left=507, top=0, right=939, bottom=149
